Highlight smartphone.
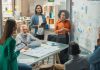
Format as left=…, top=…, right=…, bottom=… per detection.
left=15, top=43, right=26, bottom=52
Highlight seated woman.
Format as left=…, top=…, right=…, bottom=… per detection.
left=88, top=39, right=100, bottom=70
left=53, top=41, right=89, bottom=70
left=16, top=24, right=41, bottom=50
left=64, top=42, right=89, bottom=70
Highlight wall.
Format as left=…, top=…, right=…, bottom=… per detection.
left=15, top=0, right=47, bottom=16
left=29, top=0, right=47, bottom=16
left=15, top=0, right=21, bottom=12
left=21, top=0, right=30, bottom=16
left=72, top=0, right=100, bottom=51
left=0, top=0, right=2, bottom=37
left=66, top=0, right=70, bottom=12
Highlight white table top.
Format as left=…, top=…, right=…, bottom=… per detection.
left=17, top=41, right=68, bottom=65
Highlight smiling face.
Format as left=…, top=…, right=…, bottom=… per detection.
left=60, top=12, right=66, bottom=21
left=36, top=5, right=42, bottom=14
left=21, top=25, right=28, bottom=34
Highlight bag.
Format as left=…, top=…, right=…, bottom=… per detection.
left=56, top=35, right=67, bottom=44
left=47, top=34, right=57, bottom=42
left=36, top=27, right=44, bottom=35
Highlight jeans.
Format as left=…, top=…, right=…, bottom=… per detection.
left=18, top=63, right=32, bottom=70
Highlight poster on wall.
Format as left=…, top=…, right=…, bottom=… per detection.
left=48, top=0, right=54, bottom=2
left=2, top=0, right=13, bottom=17
left=72, top=0, right=100, bottom=51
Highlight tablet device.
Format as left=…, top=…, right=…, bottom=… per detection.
left=15, top=43, right=26, bottom=52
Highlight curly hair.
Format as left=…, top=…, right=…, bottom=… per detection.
left=69, top=41, right=81, bottom=55
left=58, top=10, right=69, bottom=19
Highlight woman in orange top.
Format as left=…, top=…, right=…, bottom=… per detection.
left=55, top=10, right=71, bottom=44
left=55, top=10, right=71, bottom=64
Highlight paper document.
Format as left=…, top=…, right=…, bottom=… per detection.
left=15, top=43, right=26, bottom=52
left=22, top=46, right=59, bottom=57
left=18, top=59, right=34, bottom=65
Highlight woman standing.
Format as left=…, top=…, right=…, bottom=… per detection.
left=0, top=19, right=20, bottom=70
left=55, top=10, right=71, bottom=44
left=55, top=10, right=71, bottom=64
left=30, top=5, right=46, bottom=40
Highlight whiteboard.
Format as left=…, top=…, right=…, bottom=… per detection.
left=72, top=0, right=100, bottom=51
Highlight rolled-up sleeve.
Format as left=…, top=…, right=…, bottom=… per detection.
left=88, top=47, right=100, bottom=64
left=7, top=39, right=20, bottom=62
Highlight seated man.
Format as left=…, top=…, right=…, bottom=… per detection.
left=16, top=24, right=41, bottom=50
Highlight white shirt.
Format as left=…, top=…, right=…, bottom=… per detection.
left=37, top=15, right=44, bottom=35
left=38, top=15, right=43, bottom=26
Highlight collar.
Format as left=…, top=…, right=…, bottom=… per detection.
left=57, top=19, right=68, bottom=23
left=71, top=55, right=80, bottom=60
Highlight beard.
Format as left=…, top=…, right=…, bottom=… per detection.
left=22, top=32, right=27, bottom=36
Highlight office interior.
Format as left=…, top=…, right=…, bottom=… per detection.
left=0, top=0, right=100, bottom=70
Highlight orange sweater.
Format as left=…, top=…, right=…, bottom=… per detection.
left=55, top=19, right=71, bottom=35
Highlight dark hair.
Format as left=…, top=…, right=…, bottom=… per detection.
left=0, top=19, right=16, bottom=44
left=35, top=5, right=43, bottom=14
left=58, top=10, right=69, bottom=19
left=97, top=38, right=100, bottom=43
left=69, top=41, right=81, bottom=55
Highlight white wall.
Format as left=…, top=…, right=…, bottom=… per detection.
left=57, top=0, right=67, bottom=11
left=72, top=0, right=100, bottom=51
left=66, top=0, right=70, bottom=12
left=0, top=0, right=2, bottom=37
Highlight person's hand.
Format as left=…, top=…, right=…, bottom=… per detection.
left=59, top=28, right=65, bottom=32
left=35, top=25, right=39, bottom=29
left=20, top=46, right=29, bottom=52
left=63, top=28, right=69, bottom=32
left=20, top=48, right=27, bottom=52
left=24, top=46, right=29, bottom=50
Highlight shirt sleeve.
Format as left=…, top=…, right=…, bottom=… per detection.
left=30, top=16, right=36, bottom=28
left=28, top=34, right=41, bottom=47
left=65, top=20, right=71, bottom=32
left=7, top=38, right=20, bottom=62
left=15, top=34, right=22, bottom=45
left=68, top=21, right=71, bottom=31
left=54, top=21, right=59, bottom=34
left=88, top=47, right=100, bottom=64
left=29, top=34, right=39, bottom=41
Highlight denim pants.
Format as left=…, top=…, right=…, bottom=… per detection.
left=18, top=63, right=32, bottom=70
left=57, top=34, right=69, bottom=64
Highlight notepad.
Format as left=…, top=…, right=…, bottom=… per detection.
left=15, top=43, right=26, bottom=52
left=18, top=59, right=34, bottom=65
left=22, top=46, right=59, bottom=57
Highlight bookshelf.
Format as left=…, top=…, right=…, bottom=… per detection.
left=43, top=4, right=58, bottom=29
